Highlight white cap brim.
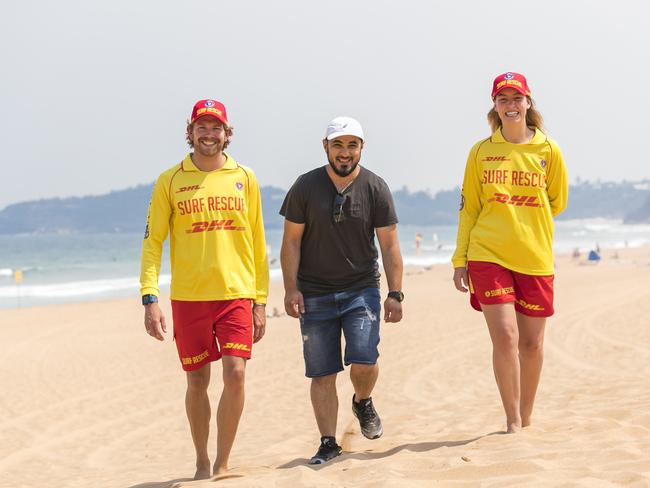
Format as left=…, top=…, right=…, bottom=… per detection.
left=324, top=116, right=364, bottom=141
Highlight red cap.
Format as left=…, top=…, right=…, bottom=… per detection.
left=190, top=99, right=228, bottom=126
left=491, top=72, right=531, bottom=99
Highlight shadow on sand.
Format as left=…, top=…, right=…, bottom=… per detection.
left=128, top=479, right=192, bottom=488
left=129, top=473, right=245, bottom=488
left=129, top=433, right=502, bottom=483
left=278, top=433, right=500, bottom=470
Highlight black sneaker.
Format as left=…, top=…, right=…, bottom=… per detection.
left=308, top=436, right=342, bottom=465
left=352, top=395, right=383, bottom=439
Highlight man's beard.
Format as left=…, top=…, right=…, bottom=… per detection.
left=327, top=154, right=360, bottom=177
left=194, top=139, right=223, bottom=158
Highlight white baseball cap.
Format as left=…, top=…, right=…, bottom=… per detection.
left=324, top=116, right=364, bottom=141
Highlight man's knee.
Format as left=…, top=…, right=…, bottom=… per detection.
left=222, top=359, right=246, bottom=389
left=312, top=373, right=337, bottom=389
left=350, top=362, right=377, bottom=378
left=187, top=367, right=210, bottom=392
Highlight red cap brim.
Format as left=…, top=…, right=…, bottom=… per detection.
left=492, top=85, right=531, bottom=99
left=192, top=113, right=228, bottom=126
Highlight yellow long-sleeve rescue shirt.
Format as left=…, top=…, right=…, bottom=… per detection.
left=452, top=129, right=568, bottom=275
left=140, top=153, right=269, bottom=303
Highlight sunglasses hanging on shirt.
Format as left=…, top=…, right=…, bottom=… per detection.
left=333, top=193, right=346, bottom=223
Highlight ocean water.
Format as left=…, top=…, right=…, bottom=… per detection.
left=1, top=220, right=649, bottom=309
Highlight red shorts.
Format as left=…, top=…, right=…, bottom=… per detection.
left=467, top=261, right=554, bottom=317
left=171, top=299, right=253, bottom=371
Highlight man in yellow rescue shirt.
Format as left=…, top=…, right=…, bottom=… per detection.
left=140, top=99, right=269, bottom=479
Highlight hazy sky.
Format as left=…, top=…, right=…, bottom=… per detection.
left=2, top=0, right=649, bottom=210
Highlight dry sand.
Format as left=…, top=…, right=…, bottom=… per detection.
left=1, top=247, right=649, bottom=487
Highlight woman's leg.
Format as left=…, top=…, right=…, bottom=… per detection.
left=516, top=312, right=546, bottom=427
left=482, top=302, right=522, bottom=433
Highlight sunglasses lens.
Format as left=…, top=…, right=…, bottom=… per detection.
left=333, top=194, right=345, bottom=222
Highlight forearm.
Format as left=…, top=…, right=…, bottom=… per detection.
left=253, top=231, right=269, bottom=304
left=280, top=240, right=301, bottom=292
left=382, top=244, right=403, bottom=292
left=452, top=216, right=474, bottom=268
left=140, top=238, right=163, bottom=296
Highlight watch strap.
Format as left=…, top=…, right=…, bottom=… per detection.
left=387, top=291, right=404, bottom=302
left=142, top=294, right=158, bottom=305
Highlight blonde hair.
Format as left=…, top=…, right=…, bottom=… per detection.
left=487, top=97, right=544, bottom=134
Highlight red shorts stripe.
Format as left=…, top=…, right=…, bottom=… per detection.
left=171, top=299, right=253, bottom=371
left=467, top=261, right=554, bottom=317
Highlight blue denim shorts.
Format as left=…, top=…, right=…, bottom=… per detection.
left=299, top=287, right=381, bottom=378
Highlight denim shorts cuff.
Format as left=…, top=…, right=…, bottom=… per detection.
left=344, top=359, right=378, bottom=367
left=305, top=366, right=344, bottom=378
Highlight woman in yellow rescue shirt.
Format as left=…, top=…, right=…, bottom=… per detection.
left=452, top=72, right=568, bottom=433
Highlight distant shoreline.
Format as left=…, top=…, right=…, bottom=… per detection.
left=1, top=242, right=647, bottom=312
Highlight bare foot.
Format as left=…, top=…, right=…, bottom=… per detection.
left=522, top=418, right=531, bottom=428
left=213, top=463, right=228, bottom=476
left=194, top=459, right=212, bottom=480
left=194, top=467, right=212, bottom=480
left=506, top=422, right=522, bottom=434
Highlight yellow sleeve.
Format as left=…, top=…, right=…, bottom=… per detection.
left=248, top=171, right=269, bottom=304
left=546, top=140, right=568, bottom=217
left=452, top=144, right=482, bottom=268
left=139, top=175, right=172, bottom=296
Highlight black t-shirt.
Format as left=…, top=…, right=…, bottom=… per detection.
left=280, top=165, right=398, bottom=296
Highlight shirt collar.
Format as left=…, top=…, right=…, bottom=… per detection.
left=181, top=152, right=237, bottom=172
left=491, top=128, right=547, bottom=145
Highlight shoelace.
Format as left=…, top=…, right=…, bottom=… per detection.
left=357, top=401, right=377, bottom=421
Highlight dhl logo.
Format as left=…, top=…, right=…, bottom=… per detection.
left=488, top=193, right=542, bottom=208
left=482, top=156, right=509, bottom=162
left=516, top=299, right=544, bottom=311
left=177, top=185, right=203, bottom=193
left=484, top=286, right=514, bottom=298
left=223, top=342, right=251, bottom=351
left=186, top=220, right=246, bottom=233
left=182, top=350, right=210, bottom=365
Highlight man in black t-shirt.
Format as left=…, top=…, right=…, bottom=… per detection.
left=280, top=116, right=404, bottom=465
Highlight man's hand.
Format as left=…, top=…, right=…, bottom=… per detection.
left=144, top=303, right=167, bottom=341
left=384, top=297, right=403, bottom=323
left=253, top=304, right=266, bottom=343
left=453, top=267, right=469, bottom=293
left=284, top=289, right=305, bottom=318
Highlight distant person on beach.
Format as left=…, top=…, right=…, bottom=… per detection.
left=415, top=232, right=423, bottom=254
left=139, top=99, right=269, bottom=479
left=280, top=116, right=404, bottom=464
left=452, top=73, right=568, bottom=433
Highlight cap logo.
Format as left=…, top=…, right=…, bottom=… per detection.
left=205, top=100, right=215, bottom=107
left=196, top=107, right=223, bottom=117
left=496, top=79, right=523, bottom=90
left=504, top=72, right=514, bottom=80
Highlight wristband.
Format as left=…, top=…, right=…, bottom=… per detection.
left=142, top=294, right=158, bottom=306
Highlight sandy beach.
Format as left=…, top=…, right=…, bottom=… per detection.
left=1, top=246, right=649, bottom=487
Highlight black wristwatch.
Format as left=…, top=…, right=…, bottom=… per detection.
left=142, top=294, right=158, bottom=306
left=387, top=291, right=404, bottom=302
